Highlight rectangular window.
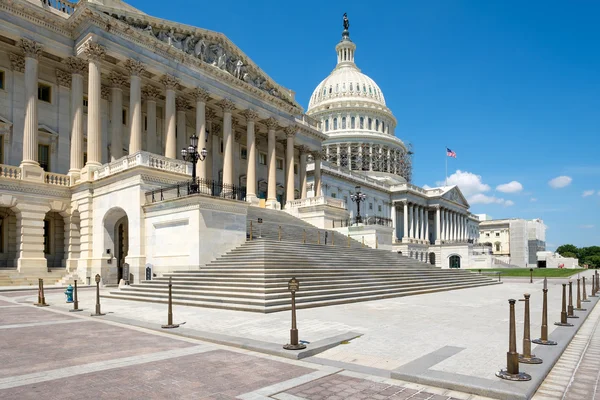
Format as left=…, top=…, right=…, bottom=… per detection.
left=38, top=144, right=50, bottom=172
left=276, top=158, right=284, bottom=170
left=0, top=136, right=3, bottom=164
left=496, top=232, right=500, bottom=237
left=0, top=70, right=5, bottom=90
left=369, top=203, right=373, bottom=210
left=331, top=193, right=337, bottom=198
left=486, top=233, right=490, bottom=237
left=37, top=83, right=52, bottom=103
left=240, top=145, right=247, bottom=160
left=220, top=139, right=223, bottom=154
left=259, top=152, right=267, bottom=165
left=43, top=219, right=51, bottom=254
left=378, top=205, right=382, bottom=212
left=294, top=164, right=298, bottom=175
left=122, top=109, right=127, bottom=125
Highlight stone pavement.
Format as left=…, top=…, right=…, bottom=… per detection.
left=0, top=290, right=491, bottom=400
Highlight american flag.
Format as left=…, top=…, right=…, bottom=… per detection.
left=446, top=148, right=456, bottom=158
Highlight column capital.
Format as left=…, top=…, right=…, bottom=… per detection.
left=160, top=74, right=180, bottom=90
left=124, top=59, right=146, bottom=76
left=9, top=53, right=25, bottom=73
left=56, top=69, right=71, bottom=88
left=205, top=108, right=217, bottom=121
left=284, top=126, right=296, bottom=137
left=190, top=87, right=211, bottom=102
left=66, top=57, right=88, bottom=75
left=311, top=151, right=323, bottom=160
left=176, top=97, right=190, bottom=112
left=101, top=85, right=111, bottom=100
left=19, top=38, right=43, bottom=59
left=142, top=85, right=161, bottom=101
left=240, top=109, right=259, bottom=122
left=83, top=41, right=106, bottom=62
left=297, top=145, right=310, bottom=155
left=108, top=71, right=128, bottom=89
left=263, top=117, right=279, bottom=130
left=217, top=98, right=236, bottom=112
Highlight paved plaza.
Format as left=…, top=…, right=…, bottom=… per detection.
left=1, top=271, right=599, bottom=399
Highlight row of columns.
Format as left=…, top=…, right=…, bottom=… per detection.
left=15, top=38, right=322, bottom=205
left=401, top=202, right=429, bottom=242
left=324, top=143, right=404, bottom=175
left=436, top=207, right=470, bottom=242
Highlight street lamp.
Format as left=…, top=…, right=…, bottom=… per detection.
left=350, top=185, right=367, bottom=224
left=181, top=134, right=208, bottom=194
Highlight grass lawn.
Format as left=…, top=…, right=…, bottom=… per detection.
left=467, top=268, right=587, bottom=278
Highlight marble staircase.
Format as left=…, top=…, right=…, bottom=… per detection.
left=0, top=269, right=71, bottom=287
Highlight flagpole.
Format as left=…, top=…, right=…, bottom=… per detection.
left=445, top=146, right=448, bottom=186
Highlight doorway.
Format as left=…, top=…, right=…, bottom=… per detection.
left=449, top=255, right=461, bottom=269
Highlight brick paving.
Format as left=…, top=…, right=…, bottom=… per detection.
left=284, top=374, right=462, bottom=400
left=0, top=305, right=75, bottom=325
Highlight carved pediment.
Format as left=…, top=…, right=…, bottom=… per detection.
left=86, top=3, right=301, bottom=111
left=442, top=187, right=469, bottom=207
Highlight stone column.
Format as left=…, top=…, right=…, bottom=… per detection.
left=205, top=108, right=216, bottom=182
left=442, top=209, right=447, bottom=241
left=219, top=99, right=236, bottom=188
left=336, top=144, right=341, bottom=167
left=176, top=97, right=190, bottom=160
left=124, top=59, right=145, bottom=154
left=67, top=57, right=87, bottom=176
left=108, top=72, right=126, bottom=161
left=241, top=109, right=259, bottom=203
left=284, top=126, right=296, bottom=207
left=435, top=207, right=441, bottom=244
left=83, top=42, right=106, bottom=170
left=369, top=145, right=373, bottom=171
left=313, top=152, right=322, bottom=197
left=424, top=208, right=429, bottom=243
left=19, top=39, right=44, bottom=179
left=191, top=88, right=211, bottom=182
left=299, top=149, right=307, bottom=199
left=264, top=118, right=278, bottom=208
left=391, top=203, right=397, bottom=242
left=408, top=204, right=414, bottom=239
left=142, top=85, right=160, bottom=154
left=160, top=74, right=179, bottom=158
left=452, top=212, right=456, bottom=241
left=420, top=206, right=425, bottom=240
left=403, top=201, right=409, bottom=242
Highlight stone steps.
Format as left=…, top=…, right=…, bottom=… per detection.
left=0, top=269, right=70, bottom=287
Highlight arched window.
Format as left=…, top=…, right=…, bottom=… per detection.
left=325, top=120, right=329, bottom=131
left=350, top=83, right=353, bottom=92
left=329, top=86, right=332, bottom=94
left=369, top=86, right=372, bottom=94
left=342, top=82, right=346, bottom=92
left=342, top=117, right=346, bottom=129
left=323, top=88, right=327, bottom=96
left=351, top=116, right=355, bottom=129
left=335, top=84, right=339, bottom=93
left=382, top=121, right=385, bottom=132
left=333, top=118, right=338, bottom=130
left=359, top=117, right=364, bottom=129
left=363, top=84, right=367, bottom=93
left=449, top=255, right=461, bottom=269
left=368, top=118, right=372, bottom=130
left=375, top=119, right=379, bottom=131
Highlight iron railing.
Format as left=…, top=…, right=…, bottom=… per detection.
left=333, top=216, right=393, bottom=228
left=145, top=178, right=246, bottom=203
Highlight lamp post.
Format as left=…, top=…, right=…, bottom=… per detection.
left=350, top=185, right=367, bottom=225
left=181, top=133, right=207, bottom=194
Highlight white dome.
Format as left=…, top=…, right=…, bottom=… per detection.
left=308, top=64, right=386, bottom=110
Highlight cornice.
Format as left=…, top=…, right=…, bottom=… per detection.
left=0, top=0, right=73, bottom=38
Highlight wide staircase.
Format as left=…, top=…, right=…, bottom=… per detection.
left=0, top=269, right=73, bottom=287
left=106, top=209, right=499, bottom=313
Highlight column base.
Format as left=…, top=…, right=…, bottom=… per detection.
left=402, top=237, right=411, bottom=244
left=17, top=257, right=48, bottom=274
left=265, top=199, right=280, bottom=210
left=80, top=163, right=101, bottom=182
left=68, top=169, right=81, bottom=184
left=435, top=240, right=442, bottom=245
left=20, top=163, right=45, bottom=183
left=246, top=194, right=260, bottom=207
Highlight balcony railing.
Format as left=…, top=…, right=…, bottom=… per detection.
left=286, top=196, right=346, bottom=210
left=94, top=152, right=190, bottom=179
left=333, top=216, right=393, bottom=228
left=41, top=0, right=77, bottom=15
left=145, top=178, right=246, bottom=204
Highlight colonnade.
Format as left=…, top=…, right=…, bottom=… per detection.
left=323, top=142, right=406, bottom=175
left=12, top=38, right=322, bottom=206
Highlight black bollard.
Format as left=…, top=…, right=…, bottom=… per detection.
left=530, top=268, right=533, bottom=284
left=34, top=278, right=49, bottom=307
left=575, top=278, right=586, bottom=311
left=283, top=277, right=306, bottom=350
left=567, top=281, right=578, bottom=319
left=90, top=274, right=105, bottom=317
left=161, top=277, right=180, bottom=329
left=518, top=294, right=543, bottom=364
left=582, top=277, right=590, bottom=302
left=555, top=283, right=574, bottom=327
left=69, top=280, right=83, bottom=312
left=533, top=278, right=557, bottom=345
left=591, top=274, right=598, bottom=298
left=496, top=299, right=531, bottom=381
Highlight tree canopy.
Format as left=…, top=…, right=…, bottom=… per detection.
left=556, top=244, right=600, bottom=268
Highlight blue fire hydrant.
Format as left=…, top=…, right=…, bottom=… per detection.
left=64, top=284, right=73, bottom=303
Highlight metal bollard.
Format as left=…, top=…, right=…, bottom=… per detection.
left=161, top=277, right=180, bottom=329
left=278, top=225, right=282, bottom=241
left=90, top=274, right=105, bottom=317
left=331, top=231, right=334, bottom=246
left=69, top=280, right=83, bottom=312
left=249, top=221, right=253, bottom=241
left=347, top=234, right=350, bottom=248
left=591, top=274, right=598, bottom=298
left=375, top=236, right=378, bottom=249
left=317, top=231, right=320, bottom=245
left=555, top=283, right=574, bottom=327
left=362, top=236, right=365, bottom=248
left=533, top=279, right=557, bottom=345
left=575, top=278, right=586, bottom=311
left=567, top=281, right=578, bottom=319
left=34, top=278, right=49, bottom=307
left=303, top=229, right=306, bottom=244
left=518, top=294, right=543, bottom=364
left=582, top=277, right=590, bottom=302
left=496, top=299, right=531, bottom=381
left=530, top=268, right=533, bottom=284
left=283, top=277, right=306, bottom=351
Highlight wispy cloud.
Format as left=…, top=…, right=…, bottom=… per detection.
left=580, top=224, right=595, bottom=229
left=582, top=190, right=596, bottom=197
left=496, top=181, right=523, bottom=193
left=530, top=198, right=537, bottom=202
left=548, top=176, right=572, bottom=189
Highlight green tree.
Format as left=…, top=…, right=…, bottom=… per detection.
left=562, top=251, right=577, bottom=259
left=556, top=244, right=579, bottom=257
left=583, top=255, right=600, bottom=268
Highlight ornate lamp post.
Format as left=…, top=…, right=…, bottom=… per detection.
left=181, top=134, right=207, bottom=194
left=350, top=185, right=367, bottom=224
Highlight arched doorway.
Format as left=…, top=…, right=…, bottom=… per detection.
left=44, top=211, right=65, bottom=268
left=0, top=208, right=17, bottom=268
left=103, top=208, right=129, bottom=283
left=449, top=254, right=461, bottom=269
left=429, top=252, right=436, bottom=265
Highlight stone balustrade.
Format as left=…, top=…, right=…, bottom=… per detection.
left=0, top=164, right=22, bottom=180
left=287, top=195, right=346, bottom=210
left=94, top=151, right=191, bottom=179
left=42, top=0, right=77, bottom=15
left=317, top=161, right=388, bottom=189
left=44, top=172, right=70, bottom=186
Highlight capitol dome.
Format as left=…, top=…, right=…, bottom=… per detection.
left=307, top=15, right=412, bottom=182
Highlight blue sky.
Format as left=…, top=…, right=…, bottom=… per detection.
left=127, top=0, right=600, bottom=249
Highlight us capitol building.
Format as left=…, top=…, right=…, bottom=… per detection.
left=0, top=0, right=484, bottom=285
